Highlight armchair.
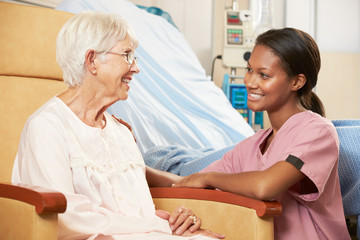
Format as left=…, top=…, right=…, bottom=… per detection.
left=332, top=120, right=360, bottom=238
left=0, top=2, right=281, bottom=239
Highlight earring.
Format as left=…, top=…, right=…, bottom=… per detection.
left=92, top=70, right=96, bottom=75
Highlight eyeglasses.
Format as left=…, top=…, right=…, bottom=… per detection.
left=106, top=51, right=138, bottom=65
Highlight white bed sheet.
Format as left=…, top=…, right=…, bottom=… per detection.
left=56, top=0, right=254, bottom=154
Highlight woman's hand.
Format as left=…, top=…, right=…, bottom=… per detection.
left=156, top=206, right=200, bottom=235
left=171, top=173, right=210, bottom=189
left=170, top=206, right=201, bottom=235
left=155, top=208, right=225, bottom=239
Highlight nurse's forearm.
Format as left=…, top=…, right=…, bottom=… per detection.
left=202, top=161, right=305, bottom=200
left=146, top=166, right=183, bottom=187
left=203, top=171, right=272, bottom=200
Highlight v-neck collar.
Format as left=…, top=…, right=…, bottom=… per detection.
left=258, top=111, right=311, bottom=157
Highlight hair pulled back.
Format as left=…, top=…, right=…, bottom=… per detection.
left=255, top=28, right=325, bottom=117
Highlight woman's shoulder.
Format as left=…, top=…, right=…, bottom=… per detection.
left=286, top=111, right=335, bottom=131
left=284, top=111, right=338, bottom=144
left=26, top=97, right=62, bottom=122
left=19, top=97, right=70, bottom=143
left=301, top=111, right=336, bottom=134
left=24, top=97, right=72, bottom=133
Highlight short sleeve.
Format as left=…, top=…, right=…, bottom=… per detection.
left=282, top=123, right=339, bottom=201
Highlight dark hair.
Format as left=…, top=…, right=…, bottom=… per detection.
left=255, top=28, right=325, bottom=117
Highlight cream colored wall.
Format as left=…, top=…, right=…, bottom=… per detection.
left=318, top=53, right=360, bottom=120
left=313, top=0, right=360, bottom=120
left=8, top=0, right=360, bottom=122
left=130, top=0, right=213, bottom=75
left=130, top=0, right=360, bottom=126
left=214, top=0, right=360, bottom=125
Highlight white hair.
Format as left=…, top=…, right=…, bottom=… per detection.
left=56, top=11, right=138, bottom=87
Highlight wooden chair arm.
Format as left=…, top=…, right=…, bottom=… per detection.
left=0, top=182, right=66, bottom=215
left=150, top=187, right=282, bottom=217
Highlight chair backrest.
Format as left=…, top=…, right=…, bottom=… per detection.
left=0, top=2, right=72, bottom=182
left=332, top=119, right=360, bottom=238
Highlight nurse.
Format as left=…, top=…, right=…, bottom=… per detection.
left=173, top=28, right=351, bottom=240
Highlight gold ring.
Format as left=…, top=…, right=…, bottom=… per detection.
left=190, top=216, right=196, bottom=225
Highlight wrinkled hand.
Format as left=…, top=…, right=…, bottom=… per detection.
left=155, top=207, right=225, bottom=239
left=156, top=206, right=200, bottom=235
left=171, top=173, right=210, bottom=189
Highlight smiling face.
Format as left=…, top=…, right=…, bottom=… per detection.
left=244, top=44, right=300, bottom=115
left=95, top=36, right=140, bottom=101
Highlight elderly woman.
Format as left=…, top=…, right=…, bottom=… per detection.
left=12, top=12, right=223, bottom=240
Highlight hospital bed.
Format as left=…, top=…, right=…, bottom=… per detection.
left=0, top=1, right=280, bottom=239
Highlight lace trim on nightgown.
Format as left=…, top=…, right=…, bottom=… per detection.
left=70, top=157, right=145, bottom=173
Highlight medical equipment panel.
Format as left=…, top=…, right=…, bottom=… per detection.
left=222, top=9, right=254, bottom=69
left=222, top=74, right=263, bottom=130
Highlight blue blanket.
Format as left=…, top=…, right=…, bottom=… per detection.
left=143, top=146, right=215, bottom=174
left=143, top=144, right=236, bottom=176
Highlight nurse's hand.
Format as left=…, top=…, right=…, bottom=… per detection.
left=171, top=173, right=210, bottom=189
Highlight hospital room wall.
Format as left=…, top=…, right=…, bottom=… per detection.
left=6, top=0, right=359, bottom=122
left=133, top=0, right=360, bottom=124
left=212, top=0, right=360, bottom=123
left=152, top=0, right=359, bottom=121
left=283, top=0, right=360, bottom=121
left=130, top=0, right=214, bottom=74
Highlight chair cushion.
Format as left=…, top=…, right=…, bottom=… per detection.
left=0, top=2, right=72, bottom=79
left=0, top=76, right=67, bottom=181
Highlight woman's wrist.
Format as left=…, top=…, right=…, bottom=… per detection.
left=203, top=172, right=215, bottom=189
